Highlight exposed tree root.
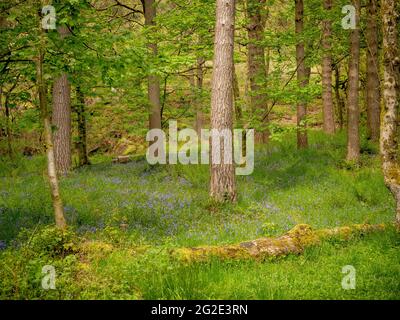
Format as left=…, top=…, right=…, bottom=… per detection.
left=171, top=223, right=386, bottom=262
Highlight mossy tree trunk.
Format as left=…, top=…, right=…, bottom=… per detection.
left=380, top=0, right=400, bottom=225
left=36, top=17, right=67, bottom=230
left=172, top=224, right=385, bottom=262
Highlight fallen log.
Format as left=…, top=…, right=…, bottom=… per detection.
left=171, top=223, right=386, bottom=262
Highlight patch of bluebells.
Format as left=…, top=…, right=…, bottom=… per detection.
left=0, top=240, right=7, bottom=251
left=133, top=191, right=192, bottom=213
left=260, top=199, right=279, bottom=213
left=77, top=225, right=98, bottom=234
left=178, top=177, right=192, bottom=187
left=102, top=177, right=123, bottom=185
left=0, top=190, right=9, bottom=197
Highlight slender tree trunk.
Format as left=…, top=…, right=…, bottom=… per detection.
left=322, top=0, right=335, bottom=134
left=246, top=0, right=268, bottom=143
left=75, top=86, right=89, bottom=166
left=195, top=57, right=204, bottom=136
left=295, top=0, right=308, bottom=148
left=4, top=95, right=13, bottom=159
left=233, top=62, right=242, bottom=122
left=52, top=26, right=72, bottom=175
left=380, top=0, right=400, bottom=225
left=334, top=63, right=345, bottom=130
left=233, top=62, right=246, bottom=156
left=143, top=0, right=162, bottom=131
left=210, top=0, right=236, bottom=203
left=36, top=25, right=67, bottom=229
left=366, top=0, right=381, bottom=141
left=346, top=0, right=361, bottom=162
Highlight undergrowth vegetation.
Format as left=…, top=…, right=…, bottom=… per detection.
left=0, top=131, right=399, bottom=299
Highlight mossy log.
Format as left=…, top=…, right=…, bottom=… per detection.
left=171, top=223, right=385, bottom=262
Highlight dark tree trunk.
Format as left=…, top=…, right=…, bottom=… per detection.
left=246, top=0, right=268, bottom=143
left=346, top=0, right=361, bottom=162
left=322, top=0, right=335, bottom=134
left=366, top=0, right=381, bottom=141
left=195, top=57, right=205, bottom=136
left=210, top=0, right=237, bottom=203
left=334, top=63, right=345, bottom=130
left=233, top=62, right=242, bottom=122
left=295, top=0, right=308, bottom=149
left=75, top=87, right=89, bottom=166
left=4, top=95, right=13, bottom=159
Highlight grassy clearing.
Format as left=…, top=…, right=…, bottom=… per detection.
left=0, top=131, right=398, bottom=299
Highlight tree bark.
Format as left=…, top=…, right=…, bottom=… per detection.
left=75, top=86, right=90, bottom=166
left=52, top=26, right=72, bottom=175
left=36, top=24, right=67, bottom=230
left=334, top=63, right=345, bottom=130
left=380, top=0, right=400, bottom=225
left=172, top=223, right=385, bottom=262
left=143, top=0, right=162, bottom=132
left=346, top=0, right=361, bottom=162
left=233, top=62, right=242, bottom=122
left=246, top=0, right=268, bottom=143
left=210, top=0, right=237, bottom=203
left=366, top=0, right=381, bottom=142
left=322, top=0, right=335, bottom=134
left=195, top=57, right=205, bottom=136
left=295, top=0, right=308, bottom=148
left=4, top=94, right=13, bottom=159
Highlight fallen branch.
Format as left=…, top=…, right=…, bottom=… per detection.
left=171, top=223, right=385, bottom=262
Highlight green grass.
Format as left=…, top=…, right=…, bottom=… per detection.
left=0, top=130, right=398, bottom=299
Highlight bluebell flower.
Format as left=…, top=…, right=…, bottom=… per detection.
left=0, top=240, right=7, bottom=251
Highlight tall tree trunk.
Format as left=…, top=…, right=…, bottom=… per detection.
left=210, top=0, right=236, bottom=203
left=4, top=95, right=13, bottom=159
left=75, top=86, right=89, bottom=166
left=334, top=63, right=345, bottom=130
left=346, top=0, right=361, bottom=162
left=52, top=26, right=72, bottom=175
left=246, top=0, right=268, bottom=143
left=366, top=0, right=381, bottom=141
left=36, top=23, right=67, bottom=229
left=143, top=0, right=162, bottom=131
left=322, top=0, right=335, bottom=134
left=233, top=62, right=242, bottom=122
left=295, top=0, right=308, bottom=148
left=195, top=57, right=204, bottom=136
left=233, top=62, right=246, bottom=157
left=380, top=0, right=400, bottom=225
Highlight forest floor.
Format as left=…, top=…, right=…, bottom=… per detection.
left=0, top=130, right=399, bottom=299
